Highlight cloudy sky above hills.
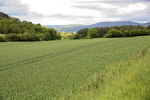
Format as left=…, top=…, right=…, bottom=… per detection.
left=0, top=0, right=150, bottom=25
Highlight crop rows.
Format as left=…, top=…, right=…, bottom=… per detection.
left=0, top=36, right=150, bottom=100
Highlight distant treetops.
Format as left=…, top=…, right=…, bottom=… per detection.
left=0, top=12, right=150, bottom=42
left=0, top=12, right=61, bottom=42
left=77, top=25, right=150, bottom=39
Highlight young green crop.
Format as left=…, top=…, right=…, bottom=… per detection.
left=0, top=36, right=150, bottom=100
left=69, top=47, right=150, bottom=100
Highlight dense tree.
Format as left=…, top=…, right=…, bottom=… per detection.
left=77, top=28, right=89, bottom=38
left=104, top=29, right=150, bottom=38
left=77, top=25, right=147, bottom=38
left=147, top=25, right=150, bottom=30
left=104, top=29, right=122, bottom=38
left=87, top=28, right=98, bottom=39
left=0, top=36, right=5, bottom=42
left=0, top=17, right=60, bottom=41
left=72, top=33, right=80, bottom=39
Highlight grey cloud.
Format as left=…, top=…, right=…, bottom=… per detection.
left=72, top=5, right=104, bottom=11
left=0, top=6, right=28, bottom=16
left=0, top=0, right=149, bottom=24
left=73, top=0, right=150, bottom=21
left=46, top=14, right=95, bottom=18
left=96, top=0, right=150, bottom=3
left=108, top=6, right=150, bottom=22
left=0, top=0, right=28, bottom=16
left=76, top=0, right=150, bottom=4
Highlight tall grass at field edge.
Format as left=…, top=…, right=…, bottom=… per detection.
left=61, top=48, right=150, bottom=100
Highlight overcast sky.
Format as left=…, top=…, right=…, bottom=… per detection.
left=0, top=0, right=150, bottom=25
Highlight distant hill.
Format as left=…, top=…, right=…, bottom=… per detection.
left=45, top=21, right=150, bottom=32
left=45, top=24, right=83, bottom=33
left=141, top=22, right=150, bottom=26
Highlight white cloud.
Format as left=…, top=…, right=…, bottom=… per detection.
left=0, top=0, right=150, bottom=25
left=19, top=0, right=103, bottom=17
left=118, top=3, right=147, bottom=14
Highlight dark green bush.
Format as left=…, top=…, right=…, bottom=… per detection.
left=139, top=29, right=150, bottom=36
left=0, top=36, right=5, bottom=42
left=6, top=34, right=21, bottom=41
left=130, top=30, right=140, bottom=36
left=72, top=33, right=80, bottom=39
left=104, top=29, right=122, bottom=38
left=104, top=29, right=150, bottom=38
left=44, top=32, right=52, bottom=40
left=146, top=30, right=150, bottom=35
left=37, top=34, right=48, bottom=41
left=87, top=28, right=98, bottom=39
left=123, top=30, right=130, bottom=37
left=6, top=33, right=40, bottom=41
left=24, top=33, right=40, bottom=41
left=147, top=25, right=150, bottom=30
left=56, top=33, right=61, bottom=40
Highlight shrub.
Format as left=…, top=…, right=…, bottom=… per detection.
left=56, top=33, right=61, bottom=40
left=146, top=30, right=150, bottom=35
left=123, top=30, right=130, bottom=37
left=37, top=34, right=48, bottom=41
left=72, top=33, right=80, bottom=39
left=44, top=32, right=52, bottom=40
left=6, top=34, right=21, bottom=41
left=87, top=28, right=98, bottom=39
left=77, top=28, right=89, bottom=38
left=24, top=33, right=40, bottom=41
left=104, top=29, right=122, bottom=38
left=6, top=33, right=40, bottom=41
left=147, top=25, right=150, bottom=30
left=0, top=36, right=5, bottom=42
left=130, top=30, right=138, bottom=36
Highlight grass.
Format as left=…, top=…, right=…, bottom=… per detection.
left=0, top=36, right=150, bottom=100
left=0, top=34, right=6, bottom=37
left=69, top=48, right=150, bottom=100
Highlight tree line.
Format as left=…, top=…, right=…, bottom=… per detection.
left=76, top=25, right=150, bottom=39
left=0, top=18, right=61, bottom=42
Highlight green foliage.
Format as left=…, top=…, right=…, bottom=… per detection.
left=0, top=12, right=9, bottom=19
left=0, top=16, right=59, bottom=41
left=147, top=25, right=150, bottom=30
left=60, top=32, right=80, bottom=40
left=104, top=29, right=122, bottom=38
left=77, top=28, right=89, bottom=38
left=72, top=33, right=80, bottom=39
left=60, top=32, right=74, bottom=39
left=123, top=30, right=130, bottom=37
left=37, top=34, right=48, bottom=41
left=77, top=25, right=145, bottom=38
left=0, top=36, right=150, bottom=99
left=24, top=33, right=40, bottom=41
left=6, top=34, right=21, bottom=41
left=44, top=32, right=52, bottom=40
left=6, top=33, right=40, bottom=41
left=0, top=36, right=5, bottom=42
left=104, top=29, right=150, bottom=38
left=87, top=28, right=98, bottom=39
left=56, top=33, right=61, bottom=40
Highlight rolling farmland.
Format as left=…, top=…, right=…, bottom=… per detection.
left=0, top=36, right=150, bottom=100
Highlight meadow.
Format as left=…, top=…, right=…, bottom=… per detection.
left=0, top=36, right=150, bottom=100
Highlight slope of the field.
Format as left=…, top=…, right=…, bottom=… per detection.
left=69, top=47, right=150, bottom=100
left=0, top=36, right=150, bottom=100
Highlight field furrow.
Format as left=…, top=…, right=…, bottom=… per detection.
left=0, top=36, right=150, bottom=100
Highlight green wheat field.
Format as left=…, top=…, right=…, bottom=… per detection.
left=0, top=36, right=150, bottom=100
